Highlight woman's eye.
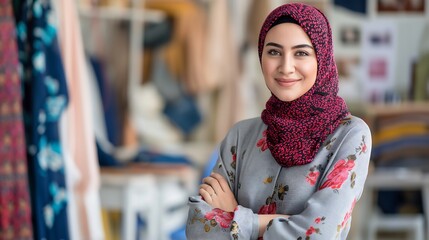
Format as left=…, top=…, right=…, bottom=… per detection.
left=267, top=49, right=281, bottom=56
left=295, top=51, right=309, bottom=56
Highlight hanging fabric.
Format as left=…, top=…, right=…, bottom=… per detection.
left=13, top=0, right=70, bottom=239
left=145, top=0, right=208, bottom=93
left=0, top=0, right=33, bottom=239
left=151, top=51, right=202, bottom=136
left=207, top=0, right=242, bottom=142
left=53, top=0, right=104, bottom=239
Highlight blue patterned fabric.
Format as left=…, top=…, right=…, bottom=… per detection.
left=13, top=1, right=70, bottom=239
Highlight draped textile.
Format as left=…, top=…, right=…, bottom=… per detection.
left=145, top=0, right=207, bottom=93
left=0, top=0, right=33, bottom=239
left=54, top=0, right=104, bottom=238
left=14, top=0, right=70, bottom=239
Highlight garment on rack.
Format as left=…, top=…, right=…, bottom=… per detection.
left=13, top=0, right=70, bottom=239
left=88, top=47, right=193, bottom=166
left=245, top=0, right=270, bottom=47
left=151, top=51, right=202, bottom=136
left=90, top=57, right=122, bottom=146
left=206, top=0, right=243, bottom=142
left=143, top=17, right=173, bottom=49
left=0, top=1, right=33, bottom=239
left=54, top=0, right=104, bottom=239
left=145, top=0, right=207, bottom=93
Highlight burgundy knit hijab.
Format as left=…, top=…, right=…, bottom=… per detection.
left=259, top=3, right=349, bottom=168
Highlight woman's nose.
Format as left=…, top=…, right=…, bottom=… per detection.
left=278, top=55, right=294, bottom=74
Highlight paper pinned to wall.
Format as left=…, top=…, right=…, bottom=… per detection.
left=360, top=20, right=398, bottom=103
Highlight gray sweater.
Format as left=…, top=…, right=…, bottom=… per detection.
left=186, top=115, right=371, bottom=240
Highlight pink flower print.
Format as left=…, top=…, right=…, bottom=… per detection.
left=362, top=143, right=367, bottom=153
left=341, top=198, right=357, bottom=228
left=257, top=130, right=268, bottom=151
left=319, top=159, right=355, bottom=190
left=357, top=136, right=368, bottom=155
left=306, top=170, right=320, bottom=186
left=231, top=154, right=237, bottom=169
left=205, top=208, right=234, bottom=228
left=314, top=217, right=325, bottom=224
left=258, top=202, right=277, bottom=214
left=232, top=153, right=237, bottom=165
left=306, top=226, right=317, bottom=236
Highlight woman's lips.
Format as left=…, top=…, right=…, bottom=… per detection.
left=275, top=78, right=300, bottom=87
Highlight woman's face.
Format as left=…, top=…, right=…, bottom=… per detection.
left=261, top=23, right=318, bottom=102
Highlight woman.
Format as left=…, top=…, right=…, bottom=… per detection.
left=186, top=3, right=371, bottom=239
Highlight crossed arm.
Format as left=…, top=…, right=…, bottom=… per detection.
left=200, top=172, right=288, bottom=237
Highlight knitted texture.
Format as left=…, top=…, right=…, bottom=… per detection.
left=0, top=0, right=33, bottom=239
left=259, top=3, right=349, bottom=167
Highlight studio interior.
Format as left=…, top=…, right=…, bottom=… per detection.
left=1, top=0, right=429, bottom=240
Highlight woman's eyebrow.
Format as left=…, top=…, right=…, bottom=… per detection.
left=292, top=44, right=314, bottom=49
left=265, top=42, right=283, bottom=48
left=265, top=42, right=314, bottom=50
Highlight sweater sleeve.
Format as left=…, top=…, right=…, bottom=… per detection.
left=186, top=125, right=260, bottom=240
left=263, top=121, right=372, bottom=240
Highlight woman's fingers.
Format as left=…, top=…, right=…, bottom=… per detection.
left=210, top=172, right=230, bottom=193
left=200, top=173, right=238, bottom=212
left=202, top=176, right=224, bottom=194
left=199, top=188, right=212, bottom=202
left=200, top=183, right=215, bottom=196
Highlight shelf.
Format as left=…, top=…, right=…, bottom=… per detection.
left=78, top=6, right=166, bottom=22
left=364, top=101, right=429, bottom=116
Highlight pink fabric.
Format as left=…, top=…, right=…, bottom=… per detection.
left=56, top=0, right=103, bottom=239
left=259, top=3, right=349, bottom=167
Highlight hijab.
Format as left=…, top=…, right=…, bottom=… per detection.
left=259, top=3, right=350, bottom=168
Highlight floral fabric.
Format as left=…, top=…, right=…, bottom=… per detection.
left=186, top=116, right=371, bottom=240
left=14, top=0, right=70, bottom=239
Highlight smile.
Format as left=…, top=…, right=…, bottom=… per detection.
left=275, top=78, right=300, bottom=87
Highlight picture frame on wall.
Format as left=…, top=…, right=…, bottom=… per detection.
left=336, top=57, right=360, bottom=80
left=340, top=26, right=361, bottom=46
left=377, top=0, right=426, bottom=14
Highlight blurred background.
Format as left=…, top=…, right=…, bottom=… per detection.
left=2, top=0, right=429, bottom=239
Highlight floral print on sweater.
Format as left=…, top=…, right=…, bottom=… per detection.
left=186, top=116, right=371, bottom=240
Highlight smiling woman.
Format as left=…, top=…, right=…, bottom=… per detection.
left=261, top=21, right=318, bottom=102
left=186, top=3, right=372, bottom=240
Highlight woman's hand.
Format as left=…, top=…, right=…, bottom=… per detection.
left=199, top=172, right=238, bottom=212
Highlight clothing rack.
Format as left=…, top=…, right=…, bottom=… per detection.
left=78, top=0, right=167, bottom=124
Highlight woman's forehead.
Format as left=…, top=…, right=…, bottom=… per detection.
left=264, top=23, right=313, bottom=45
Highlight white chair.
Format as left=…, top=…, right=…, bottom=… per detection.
left=99, top=173, right=158, bottom=240
left=367, top=212, right=424, bottom=240
left=363, top=169, right=428, bottom=240
left=156, top=176, right=190, bottom=240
